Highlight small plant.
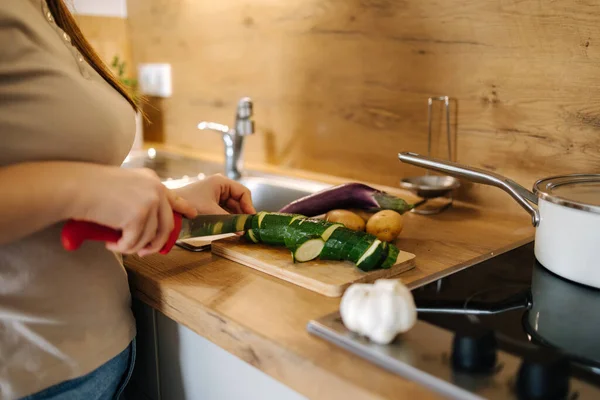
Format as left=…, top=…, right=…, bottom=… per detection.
left=111, top=55, right=141, bottom=107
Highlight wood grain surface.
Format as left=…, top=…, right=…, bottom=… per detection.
left=124, top=154, right=536, bottom=400
left=75, top=15, right=133, bottom=70
left=211, top=237, right=415, bottom=297
left=126, top=0, right=600, bottom=216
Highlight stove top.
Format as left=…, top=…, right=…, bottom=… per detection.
left=308, top=242, right=600, bottom=399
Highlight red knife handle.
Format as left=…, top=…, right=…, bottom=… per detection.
left=61, top=212, right=183, bottom=255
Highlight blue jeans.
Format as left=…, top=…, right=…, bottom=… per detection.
left=22, top=338, right=136, bottom=400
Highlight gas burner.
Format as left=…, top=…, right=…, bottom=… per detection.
left=308, top=242, right=600, bottom=399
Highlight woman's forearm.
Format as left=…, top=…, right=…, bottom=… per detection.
left=0, top=161, right=94, bottom=244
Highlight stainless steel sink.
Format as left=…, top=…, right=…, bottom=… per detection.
left=238, top=175, right=329, bottom=212
left=122, top=148, right=330, bottom=212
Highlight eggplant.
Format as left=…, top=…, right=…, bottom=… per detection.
left=279, top=183, right=413, bottom=217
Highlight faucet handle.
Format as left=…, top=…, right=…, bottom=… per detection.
left=236, top=97, right=253, bottom=119
left=197, top=121, right=230, bottom=134
left=235, top=97, right=254, bottom=136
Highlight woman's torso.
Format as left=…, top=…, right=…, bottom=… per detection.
left=0, top=1, right=136, bottom=398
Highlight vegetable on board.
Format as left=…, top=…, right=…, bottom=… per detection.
left=325, top=209, right=366, bottom=232
left=366, top=210, right=404, bottom=242
left=242, top=212, right=403, bottom=272
left=279, top=183, right=414, bottom=217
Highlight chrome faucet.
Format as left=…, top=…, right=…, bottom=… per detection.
left=197, top=97, right=254, bottom=180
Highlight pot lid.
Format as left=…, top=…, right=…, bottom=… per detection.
left=534, top=174, right=600, bottom=214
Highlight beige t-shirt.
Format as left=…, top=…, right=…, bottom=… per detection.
left=0, top=1, right=136, bottom=398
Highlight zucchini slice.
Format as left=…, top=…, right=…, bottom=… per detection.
left=284, top=218, right=338, bottom=248
left=251, top=211, right=266, bottom=242
left=289, top=215, right=304, bottom=224
left=340, top=231, right=366, bottom=260
left=244, top=229, right=259, bottom=243
left=348, top=234, right=377, bottom=264
left=320, top=228, right=353, bottom=260
left=381, top=244, right=400, bottom=269
left=376, top=242, right=390, bottom=268
left=257, top=211, right=267, bottom=228
left=293, top=238, right=325, bottom=262
left=258, top=213, right=296, bottom=245
left=322, top=223, right=343, bottom=241
left=234, top=214, right=254, bottom=232
left=356, top=240, right=385, bottom=271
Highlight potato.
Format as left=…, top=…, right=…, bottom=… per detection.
left=348, top=208, right=377, bottom=223
left=325, top=209, right=366, bottom=231
left=366, top=210, right=404, bottom=242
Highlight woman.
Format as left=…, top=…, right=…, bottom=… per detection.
left=0, top=1, right=256, bottom=399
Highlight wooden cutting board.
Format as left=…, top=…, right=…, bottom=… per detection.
left=211, top=237, right=416, bottom=297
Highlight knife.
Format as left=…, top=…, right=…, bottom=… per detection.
left=60, top=212, right=255, bottom=254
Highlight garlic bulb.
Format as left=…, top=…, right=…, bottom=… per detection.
left=340, top=279, right=417, bottom=345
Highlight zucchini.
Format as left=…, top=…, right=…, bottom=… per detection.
left=244, top=229, right=259, bottom=243
left=258, top=213, right=297, bottom=245
left=257, top=212, right=267, bottom=228
left=251, top=211, right=266, bottom=242
left=284, top=219, right=317, bottom=250
left=340, top=231, right=366, bottom=260
left=289, top=214, right=304, bottom=224
left=322, top=223, right=343, bottom=241
left=320, top=228, right=353, bottom=260
left=381, top=244, right=400, bottom=269
left=377, top=242, right=390, bottom=268
left=348, top=234, right=377, bottom=264
left=284, top=218, right=339, bottom=247
left=356, top=240, right=385, bottom=271
left=235, top=214, right=254, bottom=232
left=293, top=238, right=325, bottom=262
left=242, top=212, right=403, bottom=271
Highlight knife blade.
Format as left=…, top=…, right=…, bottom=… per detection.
left=60, top=212, right=255, bottom=254
left=178, top=213, right=254, bottom=239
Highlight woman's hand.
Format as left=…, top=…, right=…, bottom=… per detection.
left=72, top=166, right=198, bottom=256
left=174, top=174, right=256, bottom=215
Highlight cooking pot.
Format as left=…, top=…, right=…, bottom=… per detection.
left=398, top=152, right=600, bottom=289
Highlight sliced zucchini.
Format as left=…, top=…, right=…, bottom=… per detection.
left=348, top=234, right=377, bottom=264
left=257, top=211, right=267, bottom=228
left=234, top=214, right=253, bottom=232
left=289, top=215, right=304, bottom=224
left=293, top=238, right=325, bottom=262
left=293, top=219, right=329, bottom=234
left=244, top=229, right=259, bottom=243
left=320, top=228, right=353, bottom=260
left=259, top=213, right=296, bottom=245
left=380, top=244, right=400, bottom=269
left=376, top=242, right=390, bottom=268
left=284, top=218, right=337, bottom=248
left=242, top=212, right=398, bottom=271
left=340, top=231, right=366, bottom=260
left=356, top=240, right=385, bottom=271
left=322, top=223, right=343, bottom=241
left=251, top=211, right=266, bottom=242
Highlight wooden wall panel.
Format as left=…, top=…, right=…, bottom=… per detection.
left=76, top=15, right=133, bottom=73
left=126, top=0, right=600, bottom=215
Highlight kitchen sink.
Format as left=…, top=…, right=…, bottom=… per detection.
left=122, top=148, right=330, bottom=212
left=238, top=175, right=328, bottom=212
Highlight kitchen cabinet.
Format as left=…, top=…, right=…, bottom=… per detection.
left=126, top=299, right=306, bottom=400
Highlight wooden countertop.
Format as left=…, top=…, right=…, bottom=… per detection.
left=124, top=145, right=535, bottom=399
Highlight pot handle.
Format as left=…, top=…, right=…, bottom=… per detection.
left=398, top=152, right=540, bottom=227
